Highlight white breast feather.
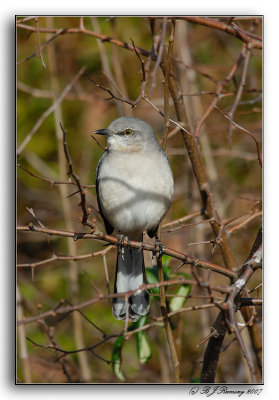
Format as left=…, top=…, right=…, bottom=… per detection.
left=98, top=151, right=173, bottom=235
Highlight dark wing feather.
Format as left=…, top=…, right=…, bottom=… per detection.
left=147, top=227, right=158, bottom=238
left=96, top=151, right=114, bottom=235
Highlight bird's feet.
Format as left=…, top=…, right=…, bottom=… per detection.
left=117, top=232, right=130, bottom=260
left=153, top=235, right=165, bottom=259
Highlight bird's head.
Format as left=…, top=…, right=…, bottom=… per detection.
left=92, top=116, right=159, bottom=152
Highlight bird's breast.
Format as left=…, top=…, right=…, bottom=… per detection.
left=97, top=150, right=173, bottom=236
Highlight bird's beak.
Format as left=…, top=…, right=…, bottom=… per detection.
left=93, top=128, right=110, bottom=136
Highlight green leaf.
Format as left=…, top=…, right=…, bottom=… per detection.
left=145, top=266, right=159, bottom=284
left=135, top=315, right=152, bottom=364
left=146, top=265, right=172, bottom=296
left=112, top=336, right=125, bottom=381
left=169, top=273, right=192, bottom=312
left=162, top=254, right=171, bottom=268
left=163, top=265, right=172, bottom=280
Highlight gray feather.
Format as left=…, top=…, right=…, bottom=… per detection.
left=112, top=235, right=149, bottom=322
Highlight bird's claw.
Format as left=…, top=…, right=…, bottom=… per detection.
left=153, top=236, right=165, bottom=259
left=117, top=232, right=130, bottom=260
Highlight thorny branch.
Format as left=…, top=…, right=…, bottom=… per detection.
left=17, top=67, right=86, bottom=156
left=17, top=245, right=114, bottom=269
left=17, top=16, right=262, bottom=63
left=200, top=228, right=262, bottom=383
left=177, top=17, right=262, bottom=49
left=227, top=43, right=252, bottom=145
left=17, top=16, right=262, bottom=383
left=18, top=279, right=261, bottom=329
left=34, top=18, right=46, bottom=70
left=17, top=223, right=237, bottom=280
left=193, top=43, right=248, bottom=138
left=17, top=163, right=95, bottom=189
left=151, top=18, right=237, bottom=270
left=213, top=104, right=262, bottom=168
left=60, top=124, right=89, bottom=225
left=84, top=73, right=135, bottom=107
left=155, top=19, right=180, bottom=383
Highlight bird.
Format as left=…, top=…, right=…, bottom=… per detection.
left=93, top=116, right=174, bottom=321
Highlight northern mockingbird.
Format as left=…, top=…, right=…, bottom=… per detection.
left=93, top=116, right=174, bottom=321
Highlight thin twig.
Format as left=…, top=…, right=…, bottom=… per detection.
left=17, top=223, right=237, bottom=280
left=162, top=19, right=175, bottom=150
left=227, top=211, right=262, bottom=235
left=149, top=17, right=167, bottom=96
left=45, top=24, right=91, bottom=381
left=17, top=28, right=65, bottom=66
left=200, top=227, right=262, bottom=383
left=18, top=290, right=226, bottom=328
left=17, top=246, right=113, bottom=269
left=26, top=335, right=116, bottom=364
left=17, top=67, right=85, bottom=156
left=17, top=23, right=155, bottom=60
left=228, top=43, right=252, bottom=145
left=154, top=18, right=180, bottom=384
left=143, top=96, right=191, bottom=135
left=152, top=18, right=236, bottom=270
left=213, top=105, right=262, bottom=167
left=194, top=44, right=248, bottom=138
left=60, top=124, right=89, bottom=224
left=17, top=163, right=95, bottom=189
left=91, top=17, right=126, bottom=116
left=90, top=133, right=108, bottom=151
left=130, top=37, right=153, bottom=105
left=34, top=18, right=46, bottom=70
left=179, top=17, right=262, bottom=49
left=162, top=210, right=201, bottom=230
left=85, top=73, right=134, bottom=107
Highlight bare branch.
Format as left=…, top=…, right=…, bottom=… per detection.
left=34, top=18, right=46, bottom=70
left=200, top=227, right=262, bottom=383
left=227, top=44, right=252, bottom=145
left=17, top=163, right=95, bottom=189
left=152, top=18, right=236, bottom=270
left=17, top=67, right=86, bottom=156
left=17, top=223, right=237, bottom=280
left=17, top=245, right=114, bottom=269
left=17, top=28, right=65, bottom=66
left=213, top=105, right=262, bottom=167
left=162, top=18, right=175, bottom=150
left=17, top=23, right=155, bottom=60
left=60, top=123, right=89, bottom=224
left=179, top=17, right=262, bottom=49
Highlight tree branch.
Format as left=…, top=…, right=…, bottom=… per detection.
left=151, top=18, right=236, bottom=270
left=200, top=227, right=262, bottom=383
left=17, top=223, right=237, bottom=280
left=179, top=17, right=262, bottom=49
left=17, top=67, right=86, bottom=156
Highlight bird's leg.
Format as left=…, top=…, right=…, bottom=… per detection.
left=117, top=231, right=130, bottom=260
left=153, top=233, right=165, bottom=259
left=117, top=231, right=125, bottom=260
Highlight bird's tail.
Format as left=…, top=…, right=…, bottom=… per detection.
left=112, top=234, right=149, bottom=322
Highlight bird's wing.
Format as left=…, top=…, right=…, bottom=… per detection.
left=96, top=151, right=114, bottom=235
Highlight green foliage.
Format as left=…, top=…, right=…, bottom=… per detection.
left=145, top=264, right=171, bottom=296
left=169, top=272, right=192, bottom=312
left=111, top=261, right=192, bottom=381
left=111, top=336, right=125, bottom=381
left=135, top=315, right=152, bottom=364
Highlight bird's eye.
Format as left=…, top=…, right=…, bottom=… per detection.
left=124, top=128, right=132, bottom=136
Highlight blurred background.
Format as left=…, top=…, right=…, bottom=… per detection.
left=17, top=16, right=262, bottom=383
